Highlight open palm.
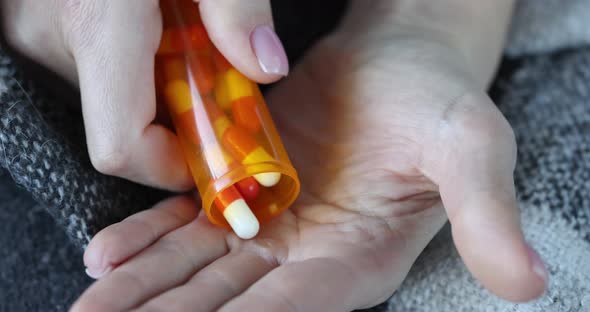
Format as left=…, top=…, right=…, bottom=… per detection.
left=73, top=30, right=545, bottom=312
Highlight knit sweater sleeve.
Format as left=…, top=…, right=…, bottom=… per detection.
left=0, top=48, right=167, bottom=248
left=506, top=0, right=590, bottom=56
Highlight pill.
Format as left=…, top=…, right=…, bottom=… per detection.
left=163, top=54, right=214, bottom=97
left=215, top=68, right=254, bottom=110
left=212, top=49, right=232, bottom=73
left=188, top=53, right=216, bottom=94
left=154, top=63, right=165, bottom=91
left=170, top=82, right=280, bottom=187
left=158, top=24, right=210, bottom=54
left=175, top=109, right=200, bottom=145
left=160, top=0, right=202, bottom=28
left=252, top=172, right=281, bottom=187
left=183, top=25, right=210, bottom=50
left=232, top=96, right=261, bottom=133
left=222, top=126, right=281, bottom=187
left=223, top=69, right=254, bottom=101
left=163, top=57, right=187, bottom=82
left=235, top=177, right=260, bottom=201
left=214, top=186, right=259, bottom=239
left=164, top=80, right=193, bottom=114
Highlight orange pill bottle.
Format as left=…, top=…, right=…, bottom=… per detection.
left=156, top=0, right=300, bottom=238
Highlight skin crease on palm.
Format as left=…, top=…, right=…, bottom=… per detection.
left=0, top=0, right=547, bottom=311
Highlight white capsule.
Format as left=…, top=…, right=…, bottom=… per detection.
left=253, top=172, right=281, bottom=187
left=223, top=199, right=260, bottom=239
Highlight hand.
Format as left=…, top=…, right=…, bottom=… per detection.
left=72, top=19, right=547, bottom=311
left=0, top=0, right=283, bottom=190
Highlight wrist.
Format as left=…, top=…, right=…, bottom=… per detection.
left=340, top=0, right=515, bottom=87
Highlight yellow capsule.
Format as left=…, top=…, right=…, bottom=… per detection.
left=242, top=146, right=273, bottom=165
left=215, top=68, right=254, bottom=110
left=241, top=146, right=281, bottom=187
left=164, top=80, right=193, bottom=114
left=213, top=115, right=231, bottom=139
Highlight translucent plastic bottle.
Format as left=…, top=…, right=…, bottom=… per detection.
left=156, top=0, right=300, bottom=239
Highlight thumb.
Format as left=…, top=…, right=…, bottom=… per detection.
left=198, top=0, right=289, bottom=83
left=426, top=94, right=548, bottom=302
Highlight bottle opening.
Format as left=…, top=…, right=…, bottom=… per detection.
left=203, top=162, right=300, bottom=228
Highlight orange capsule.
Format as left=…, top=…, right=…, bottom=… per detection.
left=235, top=177, right=260, bottom=201
left=186, top=24, right=211, bottom=51
left=222, top=126, right=281, bottom=187
left=215, top=68, right=254, bottom=111
left=163, top=56, right=188, bottom=82
left=179, top=25, right=210, bottom=50
left=214, top=185, right=242, bottom=213
left=158, top=24, right=210, bottom=54
left=160, top=0, right=203, bottom=28
left=232, top=96, right=261, bottom=133
left=214, top=185, right=260, bottom=239
left=175, top=109, right=200, bottom=145
left=188, top=53, right=216, bottom=94
left=213, top=49, right=232, bottom=73
left=222, top=126, right=259, bottom=158
left=154, top=62, right=167, bottom=100
left=158, top=31, right=174, bottom=55
left=206, top=99, right=280, bottom=187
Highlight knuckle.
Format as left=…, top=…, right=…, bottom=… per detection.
left=1, top=9, right=28, bottom=52
left=1, top=2, right=60, bottom=55
left=471, top=113, right=516, bottom=153
left=89, top=143, right=132, bottom=176
left=445, top=93, right=516, bottom=152
left=2, top=23, right=29, bottom=53
left=57, top=0, right=162, bottom=53
left=57, top=0, right=103, bottom=51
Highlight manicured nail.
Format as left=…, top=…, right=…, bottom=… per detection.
left=526, top=245, right=548, bottom=283
left=250, top=25, right=289, bottom=76
left=85, top=266, right=112, bottom=279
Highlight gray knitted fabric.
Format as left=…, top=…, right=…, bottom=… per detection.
left=0, top=171, right=91, bottom=311
left=0, top=54, right=167, bottom=247
left=0, top=1, right=589, bottom=311
left=507, top=0, right=590, bottom=56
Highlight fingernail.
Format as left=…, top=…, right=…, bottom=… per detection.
left=250, top=25, right=289, bottom=76
left=526, top=245, right=548, bottom=283
left=85, top=266, right=112, bottom=279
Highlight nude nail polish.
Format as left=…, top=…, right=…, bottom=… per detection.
left=250, top=25, right=289, bottom=76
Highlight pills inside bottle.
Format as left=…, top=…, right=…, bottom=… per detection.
left=156, top=0, right=300, bottom=239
